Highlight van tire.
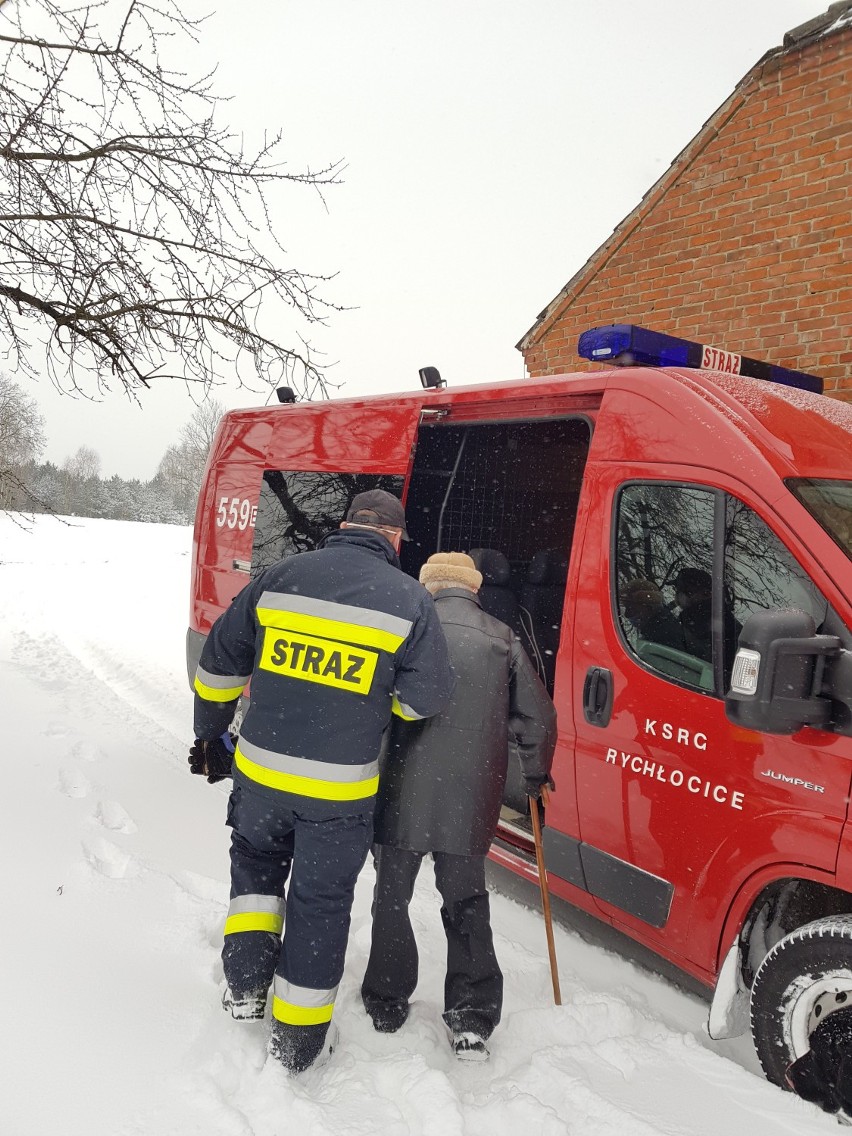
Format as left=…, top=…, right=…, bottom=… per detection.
left=750, top=914, right=852, bottom=1088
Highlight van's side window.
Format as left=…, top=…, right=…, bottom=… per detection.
left=615, top=485, right=831, bottom=697
left=615, top=484, right=716, bottom=693
left=724, top=497, right=829, bottom=671
left=251, top=471, right=405, bottom=575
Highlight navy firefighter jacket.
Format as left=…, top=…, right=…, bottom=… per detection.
left=193, top=528, right=454, bottom=810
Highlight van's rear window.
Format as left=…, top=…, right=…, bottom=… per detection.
left=787, top=479, right=852, bottom=561
left=251, top=470, right=405, bottom=574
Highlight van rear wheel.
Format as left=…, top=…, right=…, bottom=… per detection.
left=750, top=915, right=852, bottom=1089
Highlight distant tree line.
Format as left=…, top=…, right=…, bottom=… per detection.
left=0, top=372, right=223, bottom=525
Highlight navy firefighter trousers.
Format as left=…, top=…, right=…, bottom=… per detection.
left=223, top=774, right=373, bottom=1071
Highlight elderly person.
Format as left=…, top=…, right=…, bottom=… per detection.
left=622, top=577, right=686, bottom=652
left=362, top=551, right=556, bottom=1061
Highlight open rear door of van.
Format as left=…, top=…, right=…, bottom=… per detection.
left=192, top=397, right=425, bottom=639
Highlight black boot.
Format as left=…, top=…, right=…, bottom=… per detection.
left=363, top=994, right=409, bottom=1033
left=222, top=985, right=267, bottom=1021
left=269, top=1020, right=336, bottom=1074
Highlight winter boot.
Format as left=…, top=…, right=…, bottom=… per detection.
left=269, top=1019, right=338, bottom=1075
left=365, top=997, right=409, bottom=1034
left=309, top=1022, right=339, bottom=1072
left=450, top=1030, right=490, bottom=1062
left=222, top=986, right=267, bottom=1021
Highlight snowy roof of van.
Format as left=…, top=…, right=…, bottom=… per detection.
left=595, top=366, right=852, bottom=482
left=516, top=2, right=852, bottom=354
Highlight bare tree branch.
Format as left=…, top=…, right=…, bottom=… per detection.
left=0, top=0, right=343, bottom=398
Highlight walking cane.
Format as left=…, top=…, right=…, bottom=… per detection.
left=529, top=787, right=562, bottom=1005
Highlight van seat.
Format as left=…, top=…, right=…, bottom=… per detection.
left=520, top=548, right=568, bottom=689
left=469, top=548, right=522, bottom=636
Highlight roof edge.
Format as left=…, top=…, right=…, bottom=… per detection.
left=784, top=1, right=852, bottom=48
left=516, top=5, right=852, bottom=356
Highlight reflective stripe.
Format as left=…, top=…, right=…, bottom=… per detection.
left=258, top=592, right=412, bottom=639
left=272, top=1000, right=333, bottom=1026
left=224, top=912, right=283, bottom=935
left=224, top=893, right=285, bottom=936
left=194, top=676, right=246, bottom=702
left=238, top=737, right=379, bottom=783
left=235, top=744, right=379, bottom=800
left=196, top=665, right=252, bottom=691
left=194, top=665, right=249, bottom=703
left=274, top=978, right=338, bottom=1005
left=257, top=592, right=411, bottom=654
left=272, top=978, right=337, bottom=1025
left=227, top=893, right=285, bottom=917
left=392, top=693, right=426, bottom=721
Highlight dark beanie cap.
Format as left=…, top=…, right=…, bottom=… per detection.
left=345, top=489, right=410, bottom=540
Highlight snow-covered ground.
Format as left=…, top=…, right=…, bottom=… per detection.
left=1, top=513, right=839, bottom=1135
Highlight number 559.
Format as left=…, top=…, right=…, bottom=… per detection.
left=216, top=495, right=256, bottom=531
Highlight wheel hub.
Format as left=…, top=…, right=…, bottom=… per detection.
left=810, top=990, right=852, bottom=1035
left=789, top=971, right=852, bottom=1059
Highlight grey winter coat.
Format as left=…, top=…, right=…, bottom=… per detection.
left=374, top=587, right=557, bottom=856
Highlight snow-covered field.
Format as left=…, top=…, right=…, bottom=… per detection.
left=1, top=513, right=839, bottom=1135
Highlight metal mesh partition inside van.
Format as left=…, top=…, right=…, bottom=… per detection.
left=400, top=417, right=590, bottom=583
left=435, top=420, right=586, bottom=562
left=437, top=426, right=522, bottom=557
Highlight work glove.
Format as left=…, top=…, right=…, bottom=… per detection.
left=525, top=774, right=556, bottom=800
left=188, top=733, right=235, bottom=784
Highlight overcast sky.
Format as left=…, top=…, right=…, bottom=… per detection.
left=25, top=0, right=825, bottom=479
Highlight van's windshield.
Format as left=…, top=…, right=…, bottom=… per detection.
left=787, top=478, right=852, bottom=561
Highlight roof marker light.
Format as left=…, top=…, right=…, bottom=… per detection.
left=577, top=324, right=824, bottom=394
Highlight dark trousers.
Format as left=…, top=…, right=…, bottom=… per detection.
left=223, top=778, right=373, bottom=1070
left=362, top=845, right=503, bottom=1038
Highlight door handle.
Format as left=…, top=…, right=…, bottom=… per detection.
left=583, top=666, right=613, bottom=727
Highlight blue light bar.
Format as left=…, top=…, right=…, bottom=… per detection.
left=577, top=324, right=824, bottom=394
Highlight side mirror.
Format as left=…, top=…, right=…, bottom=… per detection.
left=725, top=610, right=841, bottom=735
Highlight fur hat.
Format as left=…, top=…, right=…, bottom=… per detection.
left=419, top=552, right=482, bottom=593
left=623, top=578, right=663, bottom=608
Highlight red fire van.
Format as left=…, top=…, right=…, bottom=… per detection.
left=187, top=325, right=852, bottom=1097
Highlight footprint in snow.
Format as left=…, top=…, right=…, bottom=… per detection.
left=81, top=836, right=133, bottom=879
left=58, top=764, right=91, bottom=799
left=94, top=799, right=137, bottom=834
left=173, top=868, right=226, bottom=903
left=71, top=739, right=102, bottom=763
left=42, top=721, right=69, bottom=739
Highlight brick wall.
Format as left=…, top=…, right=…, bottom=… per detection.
left=520, top=28, right=852, bottom=399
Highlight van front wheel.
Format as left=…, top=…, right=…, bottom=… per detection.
left=750, top=915, right=852, bottom=1088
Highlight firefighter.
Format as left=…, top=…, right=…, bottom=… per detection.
left=362, top=552, right=557, bottom=1060
left=189, top=490, right=453, bottom=1075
